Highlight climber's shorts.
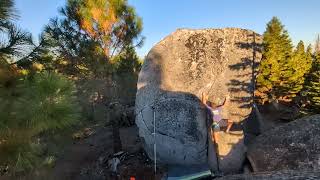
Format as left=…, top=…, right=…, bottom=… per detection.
left=211, top=121, right=220, bottom=132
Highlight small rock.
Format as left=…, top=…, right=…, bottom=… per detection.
left=108, top=158, right=120, bottom=173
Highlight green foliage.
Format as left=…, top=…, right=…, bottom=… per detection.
left=257, top=17, right=293, bottom=101
left=112, top=46, right=142, bottom=73
left=0, top=0, right=17, bottom=22
left=305, top=53, right=320, bottom=112
left=0, top=142, right=42, bottom=173
left=40, top=7, right=110, bottom=76
left=257, top=17, right=312, bottom=102
left=42, top=17, right=109, bottom=76
left=18, top=72, right=80, bottom=133
left=283, top=41, right=313, bottom=97
left=0, top=0, right=143, bottom=175
left=0, top=0, right=34, bottom=63
left=0, top=72, right=80, bottom=133
left=43, top=155, right=56, bottom=168
left=0, top=71, right=80, bottom=173
left=37, top=0, right=143, bottom=77
left=74, top=0, right=144, bottom=58
left=0, top=22, right=34, bottom=61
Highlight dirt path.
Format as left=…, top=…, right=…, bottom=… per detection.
left=3, top=125, right=164, bottom=180
left=49, top=126, right=113, bottom=180
left=12, top=126, right=114, bottom=180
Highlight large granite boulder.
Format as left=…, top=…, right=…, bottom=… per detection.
left=135, top=28, right=262, bottom=166
left=247, top=115, right=320, bottom=172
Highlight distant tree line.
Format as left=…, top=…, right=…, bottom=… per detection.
left=257, top=17, right=320, bottom=113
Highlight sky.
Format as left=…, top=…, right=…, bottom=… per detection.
left=16, top=0, right=320, bottom=57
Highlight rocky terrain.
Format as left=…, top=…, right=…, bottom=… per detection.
left=247, top=114, right=320, bottom=172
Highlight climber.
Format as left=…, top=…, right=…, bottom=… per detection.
left=202, top=93, right=232, bottom=143
left=221, top=96, right=233, bottom=134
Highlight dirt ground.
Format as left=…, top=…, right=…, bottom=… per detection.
left=73, top=125, right=165, bottom=180
left=3, top=125, right=164, bottom=180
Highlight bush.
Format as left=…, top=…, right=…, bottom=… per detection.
left=0, top=71, right=80, bottom=173
left=17, top=72, right=80, bottom=133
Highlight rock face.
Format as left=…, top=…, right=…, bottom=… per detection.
left=135, top=28, right=262, bottom=166
left=215, top=131, right=246, bottom=172
left=247, top=115, right=320, bottom=172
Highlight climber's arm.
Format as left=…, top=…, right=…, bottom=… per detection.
left=201, top=92, right=208, bottom=105
left=219, top=95, right=230, bottom=107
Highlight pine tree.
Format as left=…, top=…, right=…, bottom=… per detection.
left=0, top=0, right=17, bottom=22
left=42, top=0, right=144, bottom=76
left=0, top=0, right=34, bottom=62
left=257, top=17, right=293, bottom=102
left=0, top=71, right=80, bottom=172
left=70, top=0, right=143, bottom=59
left=113, top=46, right=142, bottom=73
left=305, top=52, right=320, bottom=112
left=0, top=1, right=81, bottom=172
left=283, top=41, right=313, bottom=98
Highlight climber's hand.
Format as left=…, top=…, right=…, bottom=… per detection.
left=202, top=92, right=208, bottom=101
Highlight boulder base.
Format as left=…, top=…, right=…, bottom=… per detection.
left=215, top=131, right=246, bottom=173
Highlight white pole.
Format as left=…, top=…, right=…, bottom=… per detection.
left=153, top=110, right=156, bottom=174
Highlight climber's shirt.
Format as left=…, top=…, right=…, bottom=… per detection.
left=205, top=105, right=223, bottom=122
left=212, top=107, right=222, bottom=122
left=206, top=105, right=222, bottom=132
left=211, top=106, right=222, bottom=132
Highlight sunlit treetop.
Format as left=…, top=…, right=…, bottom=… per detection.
left=67, top=0, right=143, bottom=59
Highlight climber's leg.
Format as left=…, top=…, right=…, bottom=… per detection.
left=211, top=122, right=220, bottom=142
left=211, top=124, right=221, bottom=173
left=211, top=129, right=219, bottom=143
left=226, top=119, right=233, bottom=133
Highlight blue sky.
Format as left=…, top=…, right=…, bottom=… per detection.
left=16, top=0, right=320, bottom=57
